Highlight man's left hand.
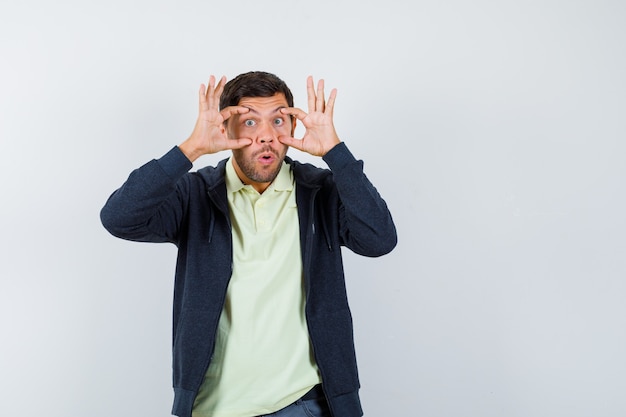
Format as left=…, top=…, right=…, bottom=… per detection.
left=278, top=76, right=341, bottom=156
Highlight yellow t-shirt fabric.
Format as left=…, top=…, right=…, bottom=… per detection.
left=192, top=159, right=321, bottom=417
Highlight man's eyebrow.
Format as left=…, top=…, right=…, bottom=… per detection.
left=241, top=106, right=287, bottom=115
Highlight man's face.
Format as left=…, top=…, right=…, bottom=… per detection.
left=226, top=93, right=295, bottom=193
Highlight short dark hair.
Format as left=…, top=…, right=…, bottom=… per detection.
left=219, top=71, right=294, bottom=110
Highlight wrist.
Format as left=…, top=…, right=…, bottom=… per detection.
left=178, top=138, right=203, bottom=163
left=322, top=139, right=342, bottom=156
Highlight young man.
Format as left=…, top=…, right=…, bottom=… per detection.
left=100, top=71, right=397, bottom=417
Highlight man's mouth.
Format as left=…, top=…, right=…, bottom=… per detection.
left=255, top=147, right=278, bottom=164
left=257, top=152, right=276, bottom=165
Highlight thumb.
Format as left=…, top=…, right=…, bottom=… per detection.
left=225, top=138, right=253, bottom=150
left=278, top=135, right=303, bottom=151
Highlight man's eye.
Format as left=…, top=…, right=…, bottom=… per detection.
left=273, top=118, right=284, bottom=126
left=244, top=120, right=256, bottom=127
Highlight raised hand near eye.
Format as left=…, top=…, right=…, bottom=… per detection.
left=179, top=75, right=252, bottom=162
left=278, top=76, right=341, bottom=157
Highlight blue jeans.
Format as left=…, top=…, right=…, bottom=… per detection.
left=260, top=397, right=332, bottom=417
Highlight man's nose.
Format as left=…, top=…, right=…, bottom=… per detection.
left=257, top=122, right=275, bottom=143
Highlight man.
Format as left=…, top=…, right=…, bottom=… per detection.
left=100, top=71, right=397, bottom=417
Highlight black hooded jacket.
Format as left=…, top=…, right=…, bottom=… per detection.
left=100, top=142, right=397, bottom=417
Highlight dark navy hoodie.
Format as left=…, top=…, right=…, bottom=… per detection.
left=100, top=142, right=397, bottom=417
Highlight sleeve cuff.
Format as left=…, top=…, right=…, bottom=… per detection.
left=322, top=142, right=357, bottom=172
left=157, top=146, right=194, bottom=180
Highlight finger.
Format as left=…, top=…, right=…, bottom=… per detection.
left=206, top=75, right=215, bottom=97
left=280, top=107, right=307, bottom=121
left=326, top=88, right=337, bottom=116
left=224, top=138, right=253, bottom=149
left=202, top=75, right=215, bottom=110
left=221, top=105, right=250, bottom=121
left=208, top=75, right=226, bottom=109
left=306, top=76, right=316, bottom=113
left=199, top=84, right=208, bottom=111
left=278, top=135, right=303, bottom=151
left=316, top=79, right=325, bottom=113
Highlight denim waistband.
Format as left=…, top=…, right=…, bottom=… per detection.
left=300, top=384, right=325, bottom=401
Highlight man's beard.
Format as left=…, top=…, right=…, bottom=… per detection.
left=232, top=146, right=285, bottom=184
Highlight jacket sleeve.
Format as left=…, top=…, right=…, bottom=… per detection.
left=322, top=142, right=398, bottom=257
left=100, top=146, right=193, bottom=244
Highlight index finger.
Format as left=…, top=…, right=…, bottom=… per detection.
left=280, top=107, right=307, bottom=121
left=220, top=105, right=250, bottom=122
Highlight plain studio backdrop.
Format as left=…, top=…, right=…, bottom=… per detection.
left=1, top=0, right=625, bottom=416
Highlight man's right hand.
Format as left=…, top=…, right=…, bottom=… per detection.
left=179, top=75, right=252, bottom=163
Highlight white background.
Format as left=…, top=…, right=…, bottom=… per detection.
left=1, top=1, right=625, bottom=416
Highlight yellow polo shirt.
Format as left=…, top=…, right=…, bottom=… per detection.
left=192, top=159, right=321, bottom=417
